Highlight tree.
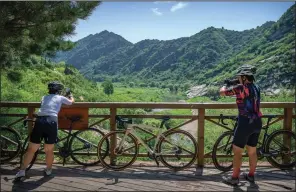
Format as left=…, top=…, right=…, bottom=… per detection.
left=183, top=83, right=191, bottom=91
left=0, top=1, right=100, bottom=67
left=168, top=84, right=174, bottom=92
left=149, top=82, right=156, bottom=87
left=129, top=82, right=135, bottom=87
left=102, top=79, right=114, bottom=96
left=174, top=84, right=179, bottom=93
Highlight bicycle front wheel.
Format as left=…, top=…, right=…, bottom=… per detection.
left=212, top=131, right=234, bottom=172
left=97, top=130, right=138, bottom=171
left=265, top=130, right=296, bottom=169
left=0, top=127, right=22, bottom=164
left=70, top=127, right=108, bottom=166
left=158, top=130, right=198, bottom=171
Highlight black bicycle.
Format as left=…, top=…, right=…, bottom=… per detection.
left=212, top=114, right=296, bottom=172
left=20, top=116, right=109, bottom=171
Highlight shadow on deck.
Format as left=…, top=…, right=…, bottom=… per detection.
left=1, top=163, right=295, bottom=191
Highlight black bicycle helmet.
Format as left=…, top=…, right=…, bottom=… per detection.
left=236, top=64, right=256, bottom=76
left=48, top=81, right=64, bottom=92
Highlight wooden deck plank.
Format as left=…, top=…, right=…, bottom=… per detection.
left=136, top=166, right=294, bottom=191
left=78, top=166, right=206, bottom=191
left=32, top=165, right=182, bottom=191
left=55, top=165, right=191, bottom=191
left=1, top=163, right=295, bottom=192
left=203, top=167, right=294, bottom=191
left=50, top=164, right=296, bottom=191
left=1, top=175, right=84, bottom=191
left=1, top=175, right=60, bottom=191
left=130, top=166, right=235, bottom=189
left=56, top=167, right=181, bottom=191
left=0, top=183, right=27, bottom=192
left=48, top=164, right=192, bottom=190
left=131, top=168, right=232, bottom=190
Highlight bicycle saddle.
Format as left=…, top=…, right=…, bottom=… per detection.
left=156, top=116, right=171, bottom=121
left=115, top=115, right=132, bottom=123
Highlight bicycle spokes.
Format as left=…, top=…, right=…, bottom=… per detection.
left=98, top=131, right=138, bottom=170
left=266, top=131, right=296, bottom=166
left=158, top=131, right=197, bottom=169
left=0, top=129, right=20, bottom=162
left=70, top=129, right=104, bottom=165
left=212, top=132, right=234, bottom=171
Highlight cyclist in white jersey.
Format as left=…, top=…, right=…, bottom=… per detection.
left=15, top=81, right=74, bottom=179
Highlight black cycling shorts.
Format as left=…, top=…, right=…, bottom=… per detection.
left=30, top=116, right=58, bottom=144
left=232, top=115, right=262, bottom=149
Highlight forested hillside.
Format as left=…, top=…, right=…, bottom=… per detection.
left=54, top=4, right=295, bottom=91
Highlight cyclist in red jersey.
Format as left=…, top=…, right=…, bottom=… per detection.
left=219, top=64, right=262, bottom=185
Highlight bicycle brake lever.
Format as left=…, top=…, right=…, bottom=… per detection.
left=219, top=114, right=228, bottom=126
left=221, top=119, right=228, bottom=126
left=219, top=114, right=226, bottom=125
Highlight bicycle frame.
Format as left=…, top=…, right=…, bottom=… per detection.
left=117, top=123, right=168, bottom=156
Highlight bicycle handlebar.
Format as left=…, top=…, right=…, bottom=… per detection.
left=218, top=114, right=277, bottom=127
left=23, top=118, right=35, bottom=127
left=219, top=114, right=237, bottom=126
left=115, top=115, right=171, bottom=130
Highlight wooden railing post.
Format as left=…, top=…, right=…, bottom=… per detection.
left=27, top=107, right=35, bottom=135
left=110, top=107, right=117, bottom=165
left=283, top=108, right=293, bottom=164
left=197, top=108, right=205, bottom=167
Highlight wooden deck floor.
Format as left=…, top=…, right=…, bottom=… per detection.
left=1, top=162, right=295, bottom=191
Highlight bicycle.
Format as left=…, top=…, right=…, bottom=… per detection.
left=20, top=115, right=109, bottom=171
left=212, top=114, right=296, bottom=172
left=97, top=115, right=198, bottom=171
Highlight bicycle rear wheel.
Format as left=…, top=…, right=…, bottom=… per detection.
left=158, top=130, right=198, bottom=171
left=0, top=127, right=21, bottom=163
left=265, top=130, right=296, bottom=169
left=97, top=130, right=138, bottom=171
left=70, top=127, right=108, bottom=166
left=212, top=131, right=234, bottom=172
left=20, top=136, right=39, bottom=171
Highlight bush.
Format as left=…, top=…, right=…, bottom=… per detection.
left=204, top=86, right=220, bottom=101
left=129, top=82, right=135, bottom=87
left=7, top=71, right=22, bottom=82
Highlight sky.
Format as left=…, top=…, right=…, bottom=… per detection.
left=69, top=1, right=295, bottom=44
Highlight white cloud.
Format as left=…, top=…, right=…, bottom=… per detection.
left=154, top=1, right=173, bottom=4
left=170, top=2, right=188, bottom=12
left=151, top=8, right=163, bottom=16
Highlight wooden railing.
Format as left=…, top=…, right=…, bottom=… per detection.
left=1, top=101, right=295, bottom=167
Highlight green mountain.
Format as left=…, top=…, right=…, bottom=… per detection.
left=54, top=5, right=295, bottom=90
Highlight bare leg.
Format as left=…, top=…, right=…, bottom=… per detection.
left=246, top=145, right=257, bottom=176
left=232, top=144, right=244, bottom=178
left=44, top=144, right=55, bottom=170
left=20, top=142, right=40, bottom=170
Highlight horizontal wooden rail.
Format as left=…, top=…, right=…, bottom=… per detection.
left=1, top=102, right=295, bottom=109
left=204, top=154, right=249, bottom=158
left=3, top=114, right=296, bottom=119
